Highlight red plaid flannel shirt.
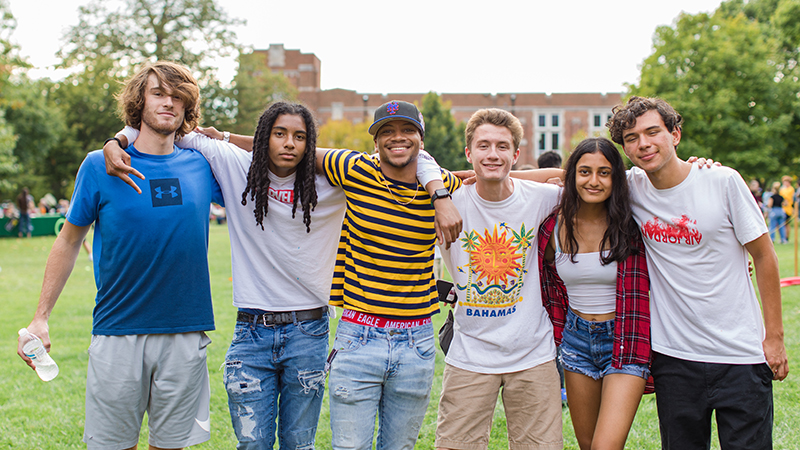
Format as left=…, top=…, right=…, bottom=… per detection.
left=538, top=212, right=654, bottom=393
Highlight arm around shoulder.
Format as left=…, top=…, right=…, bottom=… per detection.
left=510, top=168, right=565, bottom=184
left=103, top=129, right=143, bottom=194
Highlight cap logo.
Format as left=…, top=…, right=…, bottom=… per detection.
left=387, top=102, right=400, bottom=115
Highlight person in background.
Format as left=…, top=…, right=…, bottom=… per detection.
left=538, top=150, right=563, bottom=169
left=16, top=187, right=33, bottom=238
left=768, top=182, right=788, bottom=244
left=749, top=179, right=763, bottom=211
left=779, top=175, right=794, bottom=241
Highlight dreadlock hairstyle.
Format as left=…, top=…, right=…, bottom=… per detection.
left=241, top=102, right=319, bottom=232
left=559, top=137, right=640, bottom=265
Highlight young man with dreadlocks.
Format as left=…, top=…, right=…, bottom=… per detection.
left=21, top=61, right=223, bottom=450
left=104, top=100, right=457, bottom=449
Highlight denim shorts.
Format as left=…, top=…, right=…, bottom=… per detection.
left=559, top=309, right=649, bottom=380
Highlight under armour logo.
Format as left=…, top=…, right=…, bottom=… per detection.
left=150, top=178, right=183, bottom=207
left=154, top=185, right=178, bottom=199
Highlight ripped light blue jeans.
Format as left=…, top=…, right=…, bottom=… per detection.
left=223, top=314, right=329, bottom=450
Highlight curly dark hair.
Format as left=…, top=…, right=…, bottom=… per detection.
left=559, top=137, right=640, bottom=265
left=241, top=102, right=318, bottom=232
left=606, top=96, right=682, bottom=146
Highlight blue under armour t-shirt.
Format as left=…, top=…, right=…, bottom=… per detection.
left=67, top=144, right=223, bottom=335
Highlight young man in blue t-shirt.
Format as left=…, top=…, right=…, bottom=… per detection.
left=17, top=61, right=222, bottom=450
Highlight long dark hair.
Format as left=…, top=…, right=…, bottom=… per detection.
left=559, top=137, right=639, bottom=265
left=242, top=102, right=318, bottom=232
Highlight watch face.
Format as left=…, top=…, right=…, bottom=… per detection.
left=433, top=188, right=450, bottom=201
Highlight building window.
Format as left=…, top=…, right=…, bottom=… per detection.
left=552, top=114, right=559, bottom=127
left=539, top=134, right=546, bottom=150
left=331, top=102, right=343, bottom=120
left=552, top=133, right=559, bottom=150
left=594, top=114, right=601, bottom=127
left=539, top=115, right=546, bottom=127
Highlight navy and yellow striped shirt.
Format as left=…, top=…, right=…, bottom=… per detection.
left=323, top=149, right=461, bottom=319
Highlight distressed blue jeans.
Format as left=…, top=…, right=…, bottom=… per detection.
left=223, top=314, right=329, bottom=450
left=328, top=320, right=436, bottom=450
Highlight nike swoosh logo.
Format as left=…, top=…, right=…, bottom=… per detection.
left=195, top=417, right=211, bottom=432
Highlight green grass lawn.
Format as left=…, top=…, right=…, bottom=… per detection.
left=1, top=225, right=798, bottom=449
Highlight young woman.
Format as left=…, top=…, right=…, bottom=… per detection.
left=767, top=182, right=788, bottom=244
left=538, top=137, right=652, bottom=450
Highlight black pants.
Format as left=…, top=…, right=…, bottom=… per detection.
left=652, top=352, right=773, bottom=450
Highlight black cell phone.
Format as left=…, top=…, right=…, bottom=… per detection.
left=436, top=280, right=457, bottom=305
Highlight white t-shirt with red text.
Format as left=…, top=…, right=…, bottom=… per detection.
left=627, top=165, right=768, bottom=364
left=177, top=132, right=346, bottom=311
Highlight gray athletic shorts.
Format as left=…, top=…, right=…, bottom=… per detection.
left=82, top=332, right=212, bottom=450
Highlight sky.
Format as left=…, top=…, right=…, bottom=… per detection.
left=7, top=0, right=725, bottom=95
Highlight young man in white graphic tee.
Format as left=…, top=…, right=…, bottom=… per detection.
left=607, top=96, right=788, bottom=450
left=436, top=108, right=563, bottom=450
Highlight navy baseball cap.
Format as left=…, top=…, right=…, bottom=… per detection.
left=368, top=101, right=425, bottom=139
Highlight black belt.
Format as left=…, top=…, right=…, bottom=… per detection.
left=237, top=307, right=327, bottom=326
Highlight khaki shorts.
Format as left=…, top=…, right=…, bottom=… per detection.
left=435, top=361, right=563, bottom=450
left=83, top=332, right=212, bottom=450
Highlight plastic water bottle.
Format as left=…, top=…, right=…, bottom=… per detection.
left=18, top=328, right=59, bottom=382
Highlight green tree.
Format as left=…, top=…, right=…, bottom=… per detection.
left=0, top=110, right=18, bottom=194
left=419, top=92, right=468, bottom=171
left=0, top=0, right=20, bottom=195
left=58, top=0, right=242, bottom=82
left=45, top=57, right=124, bottom=198
left=57, top=0, right=244, bottom=130
left=318, top=120, right=373, bottom=154
left=631, top=9, right=799, bottom=179
left=228, top=52, right=297, bottom=135
left=29, top=0, right=245, bottom=198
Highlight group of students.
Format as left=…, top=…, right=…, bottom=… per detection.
left=17, top=59, right=788, bottom=450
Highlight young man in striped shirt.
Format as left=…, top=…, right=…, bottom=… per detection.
left=318, top=100, right=462, bottom=450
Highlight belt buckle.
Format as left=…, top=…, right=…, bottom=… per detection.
left=260, top=314, right=271, bottom=327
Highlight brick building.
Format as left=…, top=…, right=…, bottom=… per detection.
left=254, top=44, right=623, bottom=167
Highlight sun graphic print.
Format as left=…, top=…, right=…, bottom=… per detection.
left=457, top=223, right=532, bottom=308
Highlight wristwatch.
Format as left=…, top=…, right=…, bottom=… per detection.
left=431, top=188, right=451, bottom=203
left=222, top=131, right=230, bottom=143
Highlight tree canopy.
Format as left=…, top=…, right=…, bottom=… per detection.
left=419, top=92, right=468, bottom=171
left=0, top=0, right=249, bottom=200
left=228, top=52, right=297, bottom=135
left=58, top=0, right=241, bottom=83
left=318, top=120, right=373, bottom=154
left=631, top=0, right=800, bottom=179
